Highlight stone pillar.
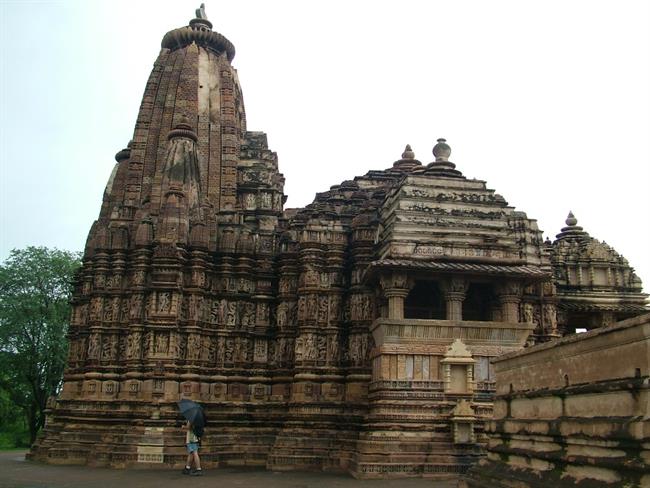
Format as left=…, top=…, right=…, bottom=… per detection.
left=441, top=278, right=468, bottom=321
left=497, top=282, right=523, bottom=323
left=380, top=271, right=413, bottom=320
left=386, top=290, right=408, bottom=319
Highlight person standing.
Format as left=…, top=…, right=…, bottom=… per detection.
left=182, top=420, right=202, bottom=476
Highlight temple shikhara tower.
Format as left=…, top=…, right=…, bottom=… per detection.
left=30, top=6, right=648, bottom=479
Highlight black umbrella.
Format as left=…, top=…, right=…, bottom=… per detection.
left=177, top=399, right=205, bottom=435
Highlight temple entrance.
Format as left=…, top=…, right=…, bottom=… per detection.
left=404, top=280, right=445, bottom=319
left=462, top=283, right=496, bottom=321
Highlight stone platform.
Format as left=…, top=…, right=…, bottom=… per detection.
left=3, top=450, right=458, bottom=488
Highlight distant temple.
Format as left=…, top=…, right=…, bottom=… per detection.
left=30, top=7, right=648, bottom=478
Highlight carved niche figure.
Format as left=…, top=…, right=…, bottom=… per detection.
left=209, top=299, right=219, bottom=326
left=132, top=270, right=145, bottom=286
left=200, top=336, right=210, bottom=361
left=329, top=296, right=341, bottom=324
left=233, top=339, right=242, bottom=362
left=543, top=304, right=558, bottom=331
left=303, top=334, right=317, bottom=360
left=120, top=299, right=129, bottom=322
left=142, top=332, right=152, bottom=359
left=224, top=338, right=234, bottom=363
left=226, top=301, right=238, bottom=327
left=187, top=334, right=201, bottom=360
left=157, top=292, right=171, bottom=314
left=155, top=333, right=168, bottom=354
left=207, top=337, right=216, bottom=362
left=349, top=334, right=368, bottom=366
left=77, top=337, right=87, bottom=361
left=284, top=338, right=295, bottom=363
left=273, top=193, right=282, bottom=210
left=306, top=295, right=318, bottom=319
left=294, top=337, right=303, bottom=361
left=109, top=336, right=118, bottom=360
left=129, top=294, right=143, bottom=319
left=260, top=192, right=272, bottom=209
left=276, top=302, right=288, bottom=328
left=216, top=337, right=225, bottom=366
left=317, top=335, right=326, bottom=361
left=103, top=301, right=113, bottom=322
left=94, top=274, right=106, bottom=289
left=89, top=297, right=102, bottom=321
left=101, top=336, right=112, bottom=360
left=127, top=332, right=141, bottom=359
left=257, top=302, right=269, bottom=325
left=244, top=193, right=256, bottom=210
left=318, top=296, right=328, bottom=324
left=118, top=336, right=127, bottom=360
left=168, top=333, right=178, bottom=358
left=87, top=334, right=100, bottom=359
left=177, top=334, right=187, bottom=360
left=297, top=296, right=306, bottom=320
left=522, top=303, right=535, bottom=324
left=242, top=302, right=256, bottom=327
left=327, top=334, right=339, bottom=363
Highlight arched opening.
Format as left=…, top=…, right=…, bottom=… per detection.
left=462, top=283, right=495, bottom=321
left=404, top=281, right=445, bottom=319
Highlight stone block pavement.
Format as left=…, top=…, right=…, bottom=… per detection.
left=1, top=451, right=459, bottom=488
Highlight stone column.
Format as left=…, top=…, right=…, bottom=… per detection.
left=497, top=282, right=523, bottom=323
left=386, top=289, right=409, bottom=319
left=380, top=271, right=413, bottom=320
left=441, top=278, right=468, bottom=321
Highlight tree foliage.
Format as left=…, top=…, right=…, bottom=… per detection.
left=0, top=247, right=81, bottom=444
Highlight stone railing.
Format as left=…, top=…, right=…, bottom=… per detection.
left=369, top=380, right=444, bottom=392
left=370, top=317, right=534, bottom=350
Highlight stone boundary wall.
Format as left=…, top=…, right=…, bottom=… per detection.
left=462, top=313, right=650, bottom=487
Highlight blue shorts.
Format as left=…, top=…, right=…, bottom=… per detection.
left=186, top=442, right=199, bottom=453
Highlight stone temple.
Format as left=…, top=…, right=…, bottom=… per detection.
left=30, top=7, right=648, bottom=479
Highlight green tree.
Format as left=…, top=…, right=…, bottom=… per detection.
left=0, top=247, right=81, bottom=444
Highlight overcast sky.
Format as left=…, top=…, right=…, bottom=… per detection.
left=1, top=0, right=648, bottom=292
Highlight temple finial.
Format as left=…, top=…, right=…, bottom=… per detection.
left=566, top=211, right=578, bottom=227
left=432, top=138, right=451, bottom=162
left=196, top=3, right=208, bottom=20
left=402, top=144, right=415, bottom=160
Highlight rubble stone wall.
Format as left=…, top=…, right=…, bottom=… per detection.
left=462, top=313, right=650, bottom=487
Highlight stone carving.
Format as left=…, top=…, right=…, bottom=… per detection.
left=34, top=8, right=649, bottom=480
left=157, top=292, right=170, bottom=313
left=241, top=301, right=256, bottom=327
left=87, top=334, right=100, bottom=359
left=155, top=333, right=168, bottom=354
left=543, top=303, right=558, bottom=331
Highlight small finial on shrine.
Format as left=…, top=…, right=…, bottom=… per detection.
left=432, top=138, right=451, bottom=162
left=402, top=144, right=415, bottom=160
left=566, top=211, right=578, bottom=227
left=196, top=3, right=208, bottom=20
left=190, top=3, right=213, bottom=30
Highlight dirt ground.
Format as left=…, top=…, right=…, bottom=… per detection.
left=0, top=451, right=459, bottom=488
